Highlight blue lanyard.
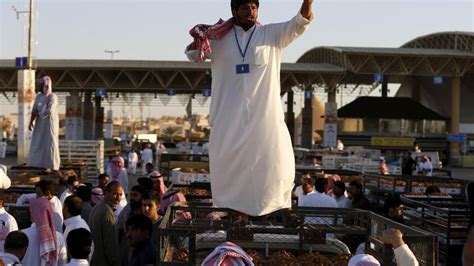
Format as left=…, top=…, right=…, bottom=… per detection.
left=233, top=25, right=257, bottom=62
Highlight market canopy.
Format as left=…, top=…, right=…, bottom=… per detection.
left=337, top=96, right=447, bottom=120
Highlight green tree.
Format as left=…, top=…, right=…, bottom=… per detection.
left=161, top=127, right=180, bottom=142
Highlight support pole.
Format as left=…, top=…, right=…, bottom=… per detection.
left=302, top=89, right=313, bottom=149
left=27, top=0, right=34, bottom=69
left=17, top=70, right=35, bottom=164
left=83, top=92, right=94, bottom=140
left=286, top=90, right=295, bottom=145
left=95, top=95, right=104, bottom=139
left=450, top=77, right=461, bottom=166
left=381, top=80, right=388, bottom=98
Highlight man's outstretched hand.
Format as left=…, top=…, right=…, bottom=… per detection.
left=301, top=0, right=314, bottom=20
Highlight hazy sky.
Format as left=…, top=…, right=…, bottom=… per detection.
left=1, top=0, right=472, bottom=62
left=0, top=0, right=473, bottom=117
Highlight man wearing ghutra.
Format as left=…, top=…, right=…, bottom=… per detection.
left=186, top=0, right=313, bottom=216
left=27, top=76, right=60, bottom=173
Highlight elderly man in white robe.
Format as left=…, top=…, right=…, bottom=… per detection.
left=27, top=76, right=60, bottom=173
left=186, top=0, right=313, bottom=216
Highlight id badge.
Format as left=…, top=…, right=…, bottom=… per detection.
left=236, top=64, right=250, bottom=74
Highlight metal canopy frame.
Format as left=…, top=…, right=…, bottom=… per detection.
left=0, top=60, right=344, bottom=94
left=1, top=32, right=473, bottom=96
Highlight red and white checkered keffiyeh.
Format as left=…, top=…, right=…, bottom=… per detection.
left=201, top=241, right=254, bottom=266
left=189, top=18, right=234, bottom=62
left=189, top=18, right=261, bottom=62
left=30, top=197, right=58, bottom=266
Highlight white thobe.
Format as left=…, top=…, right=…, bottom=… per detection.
left=27, top=93, right=60, bottom=170
left=0, top=167, right=11, bottom=189
left=127, top=151, right=139, bottom=175
left=419, top=162, right=433, bottom=176
left=66, top=259, right=89, bottom=266
left=297, top=191, right=315, bottom=206
left=22, top=223, right=67, bottom=266
left=115, top=170, right=129, bottom=194
left=294, top=185, right=314, bottom=199
left=186, top=12, right=311, bottom=216
left=334, top=195, right=352, bottom=208
left=16, top=194, right=64, bottom=233
left=0, top=252, right=21, bottom=265
left=0, top=207, right=18, bottom=252
left=59, top=188, right=73, bottom=204
left=63, top=215, right=90, bottom=244
left=141, top=148, right=153, bottom=173
left=63, top=215, right=93, bottom=261
left=300, top=192, right=338, bottom=224
left=394, top=244, right=419, bottom=266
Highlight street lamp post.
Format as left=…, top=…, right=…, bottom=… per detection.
left=27, top=0, right=34, bottom=69
left=105, top=50, right=120, bottom=60
left=16, top=0, right=36, bottom=164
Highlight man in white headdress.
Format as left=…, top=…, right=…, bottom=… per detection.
left=27, top=76, right=60, bottom=173
left=185, top=0, right=313, bottom=216
left=141, top=144, right=153, bottom=174
left=0, top=165, right=11, bottom=189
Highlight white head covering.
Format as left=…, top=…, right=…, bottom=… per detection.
left=41, top=76, right=53, bottom=96
left=39, top=76, right=53, bottom=118
left=0, top=165, right=6, bottom=175
left=201, top=241, right=254, bottom=266
left=0, top=164, right=11, bottom=189
left=348, top=254, right=381, bottom=266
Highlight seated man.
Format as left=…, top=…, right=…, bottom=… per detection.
left=379, top=159, right=390, bottom=175
left=293, top=173, right=312, bottom=199
left=333, top=181, right=351, bottom=209
left=349, top=180, right=371, bottom=211
left=384, top=196, right=405, bottom=224
left=309, top=157, right=321, bottom=169
left=298, top=178, right=315, bottom=206
left=300, top=178, right=338, bottom=224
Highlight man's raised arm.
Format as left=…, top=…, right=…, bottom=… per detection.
left=300, top=0, right=314, bottom=20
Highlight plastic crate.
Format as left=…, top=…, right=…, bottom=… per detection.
left=158, top=206, right=437, bottom=266
left=401, top=196, right=469, bottom=265
left=59, top=140, right=104, bottom=180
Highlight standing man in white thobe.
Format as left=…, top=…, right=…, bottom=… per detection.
left=141, top=144, right=154, bottom=174
left=127, top=149, right=139, bottom=175
left=186, top=0, right=313, bottom=216
left=27, top=76, right=60, bottom=173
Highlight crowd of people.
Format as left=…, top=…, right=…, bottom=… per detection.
left=0, top=158, right=179, bottom=266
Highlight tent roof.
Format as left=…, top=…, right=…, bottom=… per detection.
left=338, top=97, right=447, bottom=120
